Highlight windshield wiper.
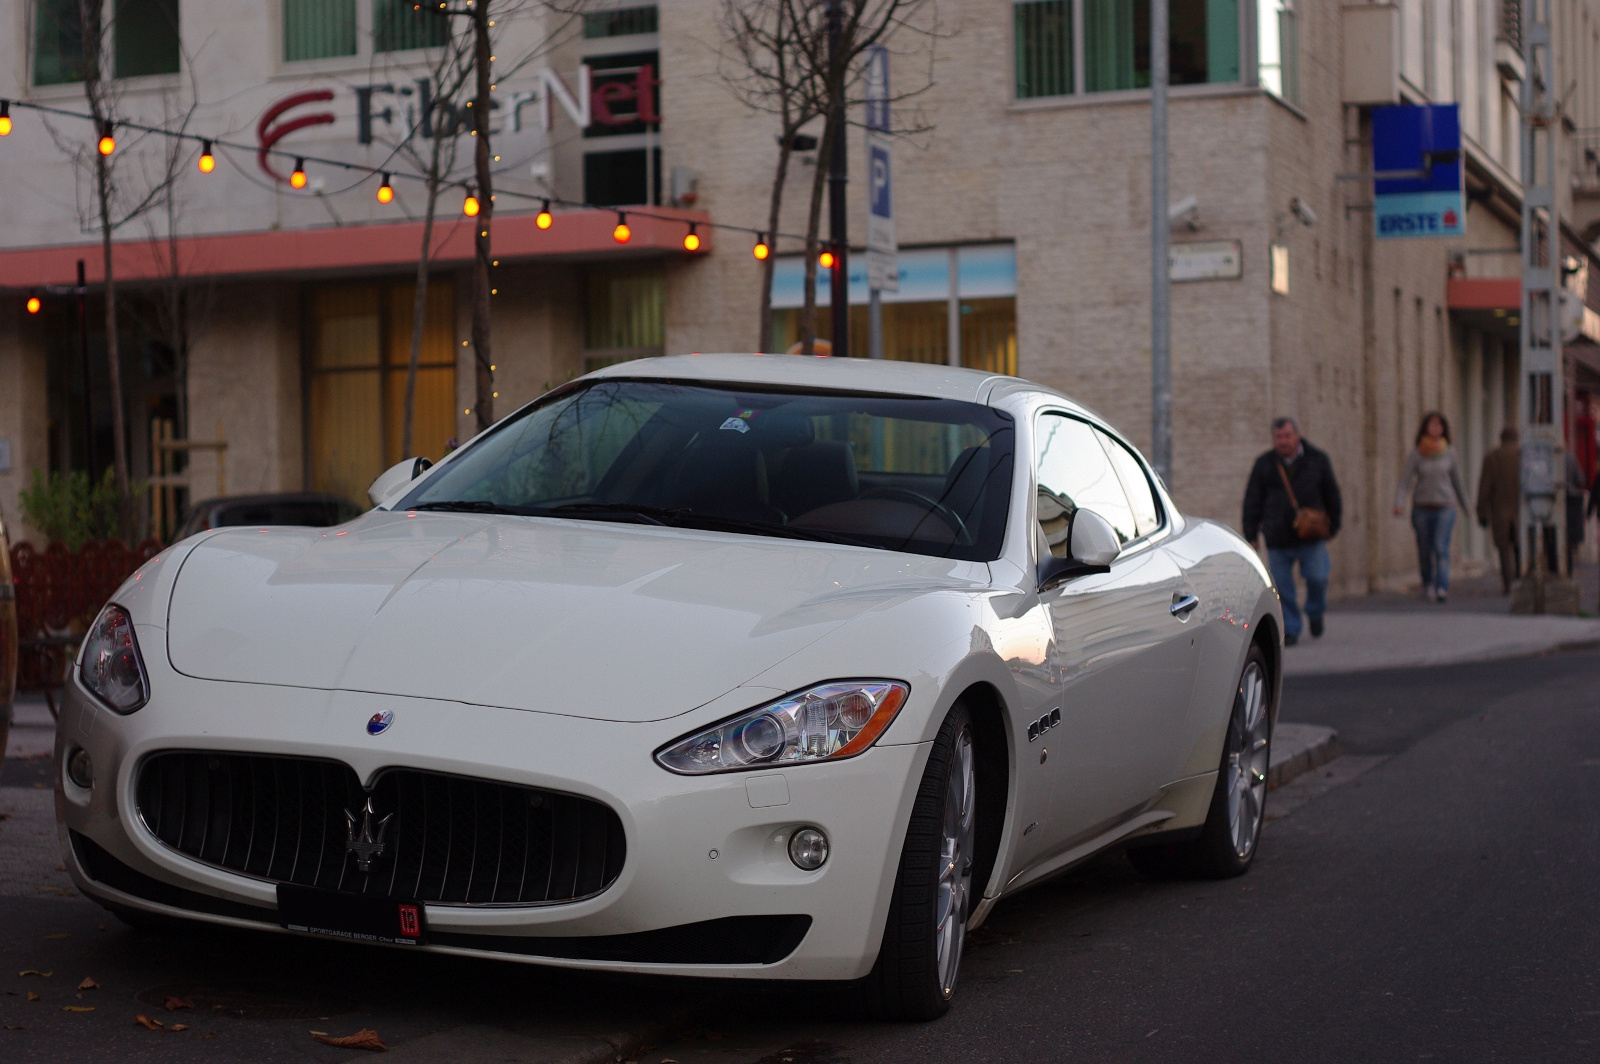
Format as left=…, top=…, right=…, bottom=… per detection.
left=542, top=502, right=682, bottom=526
left=410, top=500, right=529, bottom=515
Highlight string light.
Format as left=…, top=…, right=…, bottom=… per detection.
left=0, top=100, right=12, bottom=137
left=97, top=122, right=115, bottom=155
left=819, top=249, right=836, bottom=269
left=683, top=223, right=701, bottom=252
left=197, top=140, right=215, bottom=173
left=463, top=186, right=481, bottom=216
left=290, top=157, right=307, bottom=189
left=536, top=199, right=553, bottom=229
left=753, top=234, right=770, bottom=260
left=26, top=295, right=41, bottom=314
left=613, top=212, right=631, bottom=244
left=377, top=173, right=394, bottom=203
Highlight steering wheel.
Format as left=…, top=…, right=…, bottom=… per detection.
left=857, top=488, right=973, bottom=545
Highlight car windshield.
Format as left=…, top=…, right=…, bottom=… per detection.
left=401, top=377, right=1015, bottom=561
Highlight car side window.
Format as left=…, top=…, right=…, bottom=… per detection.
left=1034, top=414, right=1138, bottom=554
left=1095, top=430, right=1162, bottom=538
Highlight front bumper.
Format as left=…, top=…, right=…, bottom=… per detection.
left=56, top=654, right=931, bottom=981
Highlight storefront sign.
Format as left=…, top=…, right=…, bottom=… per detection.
left=1169, top=240, right=1242, bottom=282
left=1373, top=103, right=1464, bottom=240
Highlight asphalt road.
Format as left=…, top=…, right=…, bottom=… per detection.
left=3, top=650, right=1598, bottom=1062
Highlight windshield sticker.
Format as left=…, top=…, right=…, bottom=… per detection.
left=720, top=417, right=751, bottom=434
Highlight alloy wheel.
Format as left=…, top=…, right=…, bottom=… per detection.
left=1226, top=661, right=1270, bottom=859
left=935, top=725, right=976, bottom=998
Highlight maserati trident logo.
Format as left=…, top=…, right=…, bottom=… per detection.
left=367, top=709, right=395, bottom=735
left=344, top=796, right=393, bottom=872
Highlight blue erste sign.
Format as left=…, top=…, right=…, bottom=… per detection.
left=1373, top=104, right=1464, bottom=240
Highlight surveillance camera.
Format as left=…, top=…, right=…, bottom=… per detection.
left=529, top=161, right=551, bottom=184
left=1290, top=197, right=1318, bottom=227
left=1168, top=195, right=1200, bottom=232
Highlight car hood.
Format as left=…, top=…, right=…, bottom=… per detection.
left=165, top=512, right=987, bottom=722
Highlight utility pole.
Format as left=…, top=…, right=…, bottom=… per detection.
left=1150, top=0, right=1171, bottom=482
left=825, top=0, right=849, bottom=357
left=1515, top=0, right=1567, bottom=613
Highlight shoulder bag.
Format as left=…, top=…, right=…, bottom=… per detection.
left=1277, top=460, right=1331, bottom=541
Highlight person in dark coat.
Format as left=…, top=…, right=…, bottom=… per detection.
left=1242, top=417, right=1343, bottom=645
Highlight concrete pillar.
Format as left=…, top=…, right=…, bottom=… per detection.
left=1463, top=327, right=1484, bottom=560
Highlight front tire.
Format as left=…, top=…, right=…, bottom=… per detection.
left=1129, top=645, right=1272, bottom=879
left=858, top=702, right=976, bottom=1021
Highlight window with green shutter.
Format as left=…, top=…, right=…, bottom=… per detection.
left=374, top=0, right=451, bottom=52
left=33, top=0, right=85, bottom=85
left=1014, top=0, right=1073, bottom=99
left=284, top=0, right=356, bottom=62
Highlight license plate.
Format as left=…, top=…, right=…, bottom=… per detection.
left=276, top=884, right=427, bottom=946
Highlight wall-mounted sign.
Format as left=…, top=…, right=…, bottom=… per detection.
left=863, top=45, right=897, bottom=293
left=1169, top=240, right=1242, bottom=282
left=1373, top=103, right=1464, bottom=240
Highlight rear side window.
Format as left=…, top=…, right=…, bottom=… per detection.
left=1094, top=429, right=1162, bottom=538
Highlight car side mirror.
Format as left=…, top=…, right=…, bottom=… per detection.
left=1037, top=508, right=1121, bottom=591
left=367, top=456, right=433, bottom=509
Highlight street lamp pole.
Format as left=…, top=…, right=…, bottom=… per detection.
left=826, top=0, right=850, bottom=357
left=1150, top=0, right=1172, bottom=483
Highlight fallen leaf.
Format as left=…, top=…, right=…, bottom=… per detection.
left=26, top=992, right=39, bottom=1002
left=163, top=996, right=194, bottom=1011
left=42, top=934, right=69, bottom=941
left=5, top=1024, right=26, bottom=1030
left=168, top=1023, right=189, bottom=1032
left=60, top=1005, right=94, bottom=1013
left=313, top=1028, right=388, bottom=1051
left=77, top=977, right=99, bottom=991
left=17, top=971, right=51, bottom=978
left=135, top=1014, right=164, bottom=1030
left=310, top=1031, right=329, bottom=1037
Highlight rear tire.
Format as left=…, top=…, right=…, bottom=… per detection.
left=1128, top=645, right=1272, bottom=880
left=857, top=702, right=976, bottom=1021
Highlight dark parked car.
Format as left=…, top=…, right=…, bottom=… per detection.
left=172, top=493, right=360, bottom=543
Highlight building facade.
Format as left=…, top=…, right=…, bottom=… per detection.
left=2, top=0, right=1598, bottom=595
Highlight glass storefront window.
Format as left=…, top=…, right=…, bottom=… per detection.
left=585, top=269, right=666, bottom=372
left=769, top=245, right=1017, bottom=377
left=33, top=0, right=84, bottom=85
left=114, top=0, right=181, bottom=78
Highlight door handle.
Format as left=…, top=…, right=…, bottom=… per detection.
left=1169, top=593, right=1200, bottom=617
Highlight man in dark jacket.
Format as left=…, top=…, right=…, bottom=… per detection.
left=1242, top=417, right=1343, bottom=645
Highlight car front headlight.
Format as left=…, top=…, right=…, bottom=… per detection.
left=655, top=680, right=910, bottom=775
left=80, top=604, right=149, bottom=713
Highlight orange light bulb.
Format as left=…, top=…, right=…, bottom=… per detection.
left=819, top=250, right=836, bottom=269
left=97, top=134, right=115, bottom=156
left=377, top=174, right=394, bottom=203
left=463, top=194, right=481, bottom=217
left=753, top=240, right=770, bottom=261
left=613, top=222, right=632, bottom=244
left=198, top=152, right=214, bottom=173
left=536, top=210, right=553, bottom=230
left=290, top=158, right=307, bottom=189
left=26, top=296, right=41, bottom=314
left=0, top=115, right=12, bottom=137
left=683, top=230, right=701, bottom=252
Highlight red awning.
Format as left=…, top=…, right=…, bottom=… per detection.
left=1447, top=277, right=1520, bottom=311
left=0, top=207, right=712, bottom=289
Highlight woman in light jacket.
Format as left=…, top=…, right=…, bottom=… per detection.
left=1394, top=411, right=1471, bottom=602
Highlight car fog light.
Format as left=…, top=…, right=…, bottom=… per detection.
left=67, top=748, right=94, bottom=789
left=788, top=827, right=828, bottom=871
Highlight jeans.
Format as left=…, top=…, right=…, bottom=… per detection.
left=1411, top=506, right=1457, bottom=593
left=1267, top=540, right=1330, bottom=640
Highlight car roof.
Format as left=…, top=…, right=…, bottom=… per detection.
left=586, top=353, right=1055, bottom=406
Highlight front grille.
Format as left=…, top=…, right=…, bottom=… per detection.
left=135, top=752, right=625, bottom=906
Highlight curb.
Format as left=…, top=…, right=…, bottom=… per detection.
left=1267, top=724, right=1340, bottom=791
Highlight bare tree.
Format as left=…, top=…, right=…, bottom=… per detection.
left=71, top=0, right=194, bottom=539
left=716, top=0, right=826, bottom=350
left=716, top=0, right=940, bottom=355
left=385, top=13, right=478, bottom=457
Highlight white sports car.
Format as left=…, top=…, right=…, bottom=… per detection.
left=59, top=354, right=1280, bottom=1019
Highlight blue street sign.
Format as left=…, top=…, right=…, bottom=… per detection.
left=864, top=45, right=890, bottom=132
left=1373, top=104, right=1464, bottom=240
left=870, top=141, right=892, bottom=219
